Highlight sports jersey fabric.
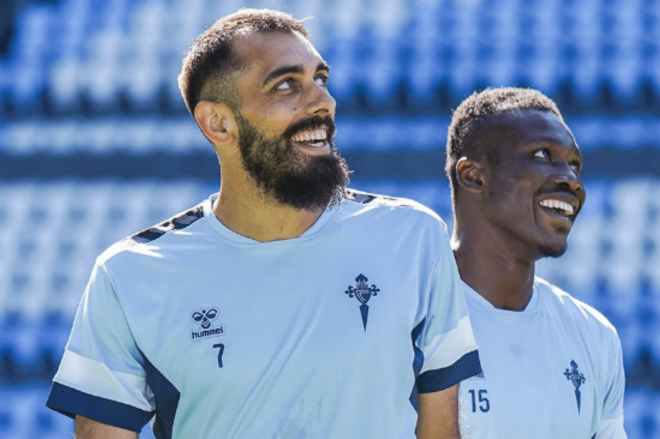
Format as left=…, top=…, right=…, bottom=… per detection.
left=459, top=278, right=626, bottom=439
left=47, top=190, right=481, bottom=439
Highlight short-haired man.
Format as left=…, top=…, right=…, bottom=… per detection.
left=46, top=9, right=481, bottom=438
left=446, top=87, right=626, bottom=438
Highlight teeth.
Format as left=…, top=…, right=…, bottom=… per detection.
left=291, top=129, right=327, bottom=143
left=539, top=199, right=575, bottom=216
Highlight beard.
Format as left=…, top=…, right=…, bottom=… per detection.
left=235, top=113, right=351, bottom=211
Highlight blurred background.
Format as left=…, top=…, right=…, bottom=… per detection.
left=0, top=0, right=659, bottom=437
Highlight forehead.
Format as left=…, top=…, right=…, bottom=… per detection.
left=496, top=109, right=578, bottom=152
left=233, top=30, right=323, bottom=81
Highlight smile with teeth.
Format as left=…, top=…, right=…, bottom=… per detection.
left=291, top=128, right=328, bottom=147
left=539, top=199, right=575, bottom=217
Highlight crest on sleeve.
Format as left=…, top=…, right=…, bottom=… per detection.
left=345, top=274, right=380, bottom=331
left=564, top=359, right=586, bottom=414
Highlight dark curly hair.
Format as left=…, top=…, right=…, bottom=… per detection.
left=445, top=87, right=563, bottom=200
left=178, top=8, right=309, bottom=116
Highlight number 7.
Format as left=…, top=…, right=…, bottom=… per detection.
left=213, top=343, right=225, bottom=368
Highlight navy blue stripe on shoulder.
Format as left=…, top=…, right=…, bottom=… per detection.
left=46, top=382, right=153, bottom=432
left=417, top=350, right=482, bottom=393
left=345, top=188, right=417, bottom=208
left=129, top=205, right=204, bottom=244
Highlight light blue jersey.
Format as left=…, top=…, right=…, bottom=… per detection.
left=47, top=190, right=481, bottom=438
left=459, top=278, right=626, bottom=439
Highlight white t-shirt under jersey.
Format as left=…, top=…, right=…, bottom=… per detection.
left=459, top=278, right=626, bottom=439
left=47, top=190, right=481, bottom=439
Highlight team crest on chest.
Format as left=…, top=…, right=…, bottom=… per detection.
left=345, top=274, right=380, bottom=331
left=564, top=359, right=586, bottom=414
left=190, top=307, right=225, bottom=341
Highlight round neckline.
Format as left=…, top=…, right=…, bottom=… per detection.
left=462, top=279, right=540, bottom=314
left=201, top=194, right=337, bottom=246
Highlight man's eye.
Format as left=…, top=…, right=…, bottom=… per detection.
left=534, top=149, right=550, bottom=159
left=315, top=75, right=328, bottom=87
left=570, top=162, right=581, bottom=173
left=275, top=79, right=293, bottom=90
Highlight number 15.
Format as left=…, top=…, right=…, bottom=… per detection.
left=468, top=389, right=490, bottom=413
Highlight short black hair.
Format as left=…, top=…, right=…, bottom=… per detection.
left=178, top=8, right=309, bottom=115
left=445, top=87, right=563, bottom=200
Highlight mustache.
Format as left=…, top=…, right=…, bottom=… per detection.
left=282, top=115, right=336, bottom=141
left=535, top=184, right=579, bottom=198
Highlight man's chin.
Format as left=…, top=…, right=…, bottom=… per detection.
left=539, top=242, right=567, bottom=259
left=266, top=153, right=350, bottom=211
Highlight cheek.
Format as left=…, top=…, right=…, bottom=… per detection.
left=258, top=109, right=297, bottom=137
left=241, top=109, right=291, bottom=139
left=489, top=173, right=529, bottom=203
left=487, top=177, right=537, bottom=222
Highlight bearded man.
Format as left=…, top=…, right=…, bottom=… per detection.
left=46, top=9, right=481, bottom=439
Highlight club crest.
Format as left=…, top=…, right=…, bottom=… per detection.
left=564, top=360, right=586, bottom=413
left=345, top=274, right=380, bottom=331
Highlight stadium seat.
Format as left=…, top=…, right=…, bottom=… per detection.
left=1, top=1, right=660, bottom=436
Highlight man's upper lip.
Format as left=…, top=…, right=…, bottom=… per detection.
left=537, top=192, right=581, bottom=215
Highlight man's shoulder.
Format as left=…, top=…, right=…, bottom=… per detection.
left=97, top=202, right=207, bottom=265
left=342, top=188, right=447, bottom=227
left=535, top=277, right=619, bottom=338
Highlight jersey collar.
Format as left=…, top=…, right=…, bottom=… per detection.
left=201, top=193, right=336, bottom=246
left=461, top=279, right=540, bottom=314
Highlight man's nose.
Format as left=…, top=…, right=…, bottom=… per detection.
left=304, top=82, right=336, bottom=117
left=552, top=161, right=583, bottom=193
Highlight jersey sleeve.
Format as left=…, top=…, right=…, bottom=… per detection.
left=413, top=233, right=482, bottom=393
left=46, top=259, right=155, bottom=432
left=594, top=331, right=627, bottom=438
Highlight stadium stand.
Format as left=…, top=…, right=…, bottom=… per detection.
left=1, top=0, right=659, bottom=437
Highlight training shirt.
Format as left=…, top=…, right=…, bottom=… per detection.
left=459, top=278, right=626, bottom=439
left=47, top=190, right=481, bottom=439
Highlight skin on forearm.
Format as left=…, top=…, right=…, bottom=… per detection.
left=75, top=415, right=139, bottom=439
left=416, top=383, right=461, bottom=439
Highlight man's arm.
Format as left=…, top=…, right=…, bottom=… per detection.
left=46, top=262, right=155, bottom=432
left=415, top=383, right=460, bottom=439
left=75, top=415, right=139, bottom=439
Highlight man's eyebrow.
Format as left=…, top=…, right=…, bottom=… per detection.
left=262, top=62, right=331, bottom=87
left=262, top=64, right=305, bottom=87
left=523, top=137, right=573, bottom=147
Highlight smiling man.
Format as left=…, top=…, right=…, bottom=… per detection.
left=45, top=9, right=481, bottom=439
left=445, top=88, right=627, bottom=438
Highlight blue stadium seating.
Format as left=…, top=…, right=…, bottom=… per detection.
left=1, top=0, right=659, bottom=437
left=0, top=0, right=659, bottom=117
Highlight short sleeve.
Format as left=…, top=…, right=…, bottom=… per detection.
left=595, top=332, right=627, bottom=438
left=414, top=233, right=482, bottom=393
left=46, top=260, right=155, bottom=432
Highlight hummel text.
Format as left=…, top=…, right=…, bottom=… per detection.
left=191, top=325, right=225, bottom=341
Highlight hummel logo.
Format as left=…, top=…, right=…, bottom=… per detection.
left=190, top=307, right=225, bottom=341
left=345, top=274, right=380, bottom=331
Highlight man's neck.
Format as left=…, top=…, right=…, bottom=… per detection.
left=212, top=179, right=324, bottom=243
left=452, top=226, right=536, bottom=311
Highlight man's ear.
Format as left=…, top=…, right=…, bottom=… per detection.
left=194, top=101, right=237, bottom=147
left=456, top=157, right=486, bottom=194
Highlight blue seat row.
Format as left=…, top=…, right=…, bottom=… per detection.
left=1, top=115, right=660, bottom=155
left=1, top=0, right=660, bottom=114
